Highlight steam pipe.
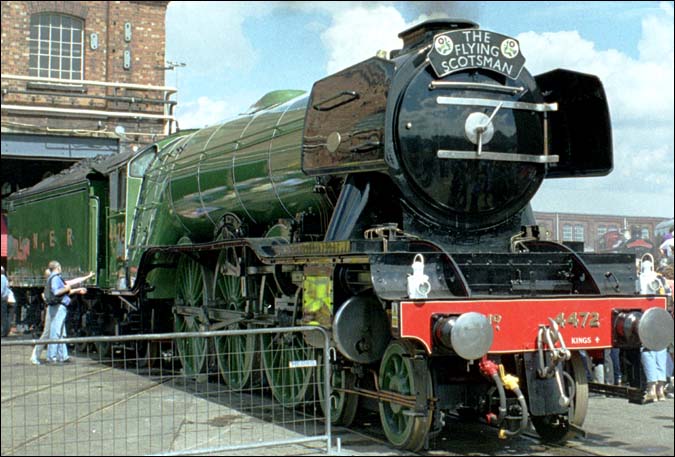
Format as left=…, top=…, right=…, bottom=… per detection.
left=479, top=357, right=506, bottom=425
left=491, top=373, right=507, bottom=425
left=479, top=356, right=528, bottom=438
left=499, top=385, right=529, bottom=439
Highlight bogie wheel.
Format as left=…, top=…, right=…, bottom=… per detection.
left=317, top=353, right=359, bottom=426
left=213, top=247, right=256, bottom=389
left=531, top=352, right=588, bottom=443
left=378, top=339, right=433, bottom=452
left=173, top=255, right=209, bottom=377
left=262, top=332, right=314, bottom=407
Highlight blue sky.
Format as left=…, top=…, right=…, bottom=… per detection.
left=165, top=1, right=674, bottom=218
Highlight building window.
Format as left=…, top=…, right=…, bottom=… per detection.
left=562, top=224, right=573, bottom=241
left=29, top=13, right=84, bottom=80
left=641, top=228, right=650, bottom=239
left=597, top=225, right=607, bottom=237
left=574, top=224, right=585, bottom=242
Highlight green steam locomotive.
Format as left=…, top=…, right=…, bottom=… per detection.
left=6, top=20, right=673, bottom=451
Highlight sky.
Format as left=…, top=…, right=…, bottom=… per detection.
left=164, top=1, right=674, bottom=219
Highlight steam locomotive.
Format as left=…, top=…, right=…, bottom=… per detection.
left=6, top=20, right=673, bottom=451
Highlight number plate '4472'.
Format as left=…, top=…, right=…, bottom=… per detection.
left=553, top=312, right=600, bottom=329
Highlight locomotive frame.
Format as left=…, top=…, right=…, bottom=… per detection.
left=6, top=19, right=673, bottom=451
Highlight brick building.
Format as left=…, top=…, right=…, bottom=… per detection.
left=1, top=0, right=174, bottom=197
left=534, top=211, right=669, bottom=252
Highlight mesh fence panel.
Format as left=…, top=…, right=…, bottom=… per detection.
left=1, top=327, right=331, bottom=456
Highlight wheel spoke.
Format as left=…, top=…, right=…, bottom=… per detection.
left=262, top=333, right=312, bottom=407
left=393, top=356, right=401, bottom=377
left=213, top=248, right=256, bottom=389
left=174, top=256, right=207, bottom=376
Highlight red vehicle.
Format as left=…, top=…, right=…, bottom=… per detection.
left=598, top=228, right=659, bottom=259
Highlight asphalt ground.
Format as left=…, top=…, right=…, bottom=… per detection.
left=1, top=342, right=673, bottom=456
left=335, top=391, right=674, bottom=456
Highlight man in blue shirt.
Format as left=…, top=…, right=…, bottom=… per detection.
left=45, top=261, right=88, bottom=363
left=31, top=267, right=93, bottom=365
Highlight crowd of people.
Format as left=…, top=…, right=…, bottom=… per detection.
left=1, top=260, right=92, bottom=364
left=579, top=229, right=675, bottom=402
left=643, top=228, right=674, bottom=401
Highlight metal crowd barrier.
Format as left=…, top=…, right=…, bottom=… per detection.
left=1, top=327, right=331, bottom=456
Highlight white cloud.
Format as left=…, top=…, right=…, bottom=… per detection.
left=517, top=29, right=673, bottom=124
left=317, top=5, right=462, bottom=74
left=320, top=5, right=408, bottom=74
left=638, top=2, right=674, bottom=62
left=176, top=96, right=238, bottom=129
left=166, top=2, right=277, bottom=77
left=169, top=2, right=415, bottom=128
left=517, top=3, right=674, bottom=216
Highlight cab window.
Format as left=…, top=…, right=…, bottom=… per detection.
left=109, top=167, right=127, bottom=211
